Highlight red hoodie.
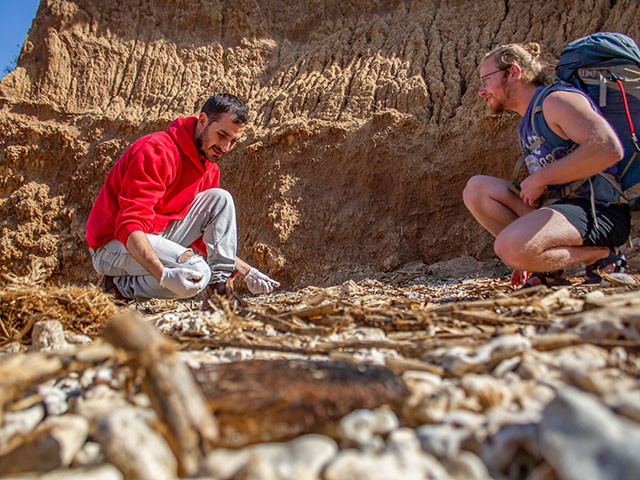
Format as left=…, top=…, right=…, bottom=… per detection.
left=86, top=117, right=220, bottom=250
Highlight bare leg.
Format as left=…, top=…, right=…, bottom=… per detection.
left=494, top=208, right=610, bottom=272
left=463, top=175, right=535, bottom=236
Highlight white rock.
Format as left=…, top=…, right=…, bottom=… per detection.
left=242, top=434, right=338, bottom=480
left=38, top=385, right=68, bottom=415
left=201, top=434, right=337, bottom=480
left=73, top=441, right=104, bottom=467
left=539, top=387, right=640, bottom=480
left=416, top=424, right=470, bottom=458
left=442, top=451, right=491, bottom=480
left=0, top=405, right=45, bottom=451
left=30, top=321, right=70, bottom=351
left=94, top=408, right=177, bottom=480
left=0, top=414, right=89, bottom=474
left=64, top=331, right=94, bottom=345
left=0, top=464, right=123, bottom=479
left=201, top=448, right=251, bottom=479
left=338, top=408, right=399, bottom=450
left=324, top=431, right=452, bottom=480
left=479, top=422, right=540, bottom=473
left=436, top=335, right=531, bottom=376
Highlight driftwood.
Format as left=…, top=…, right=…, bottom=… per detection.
left=193, top=359, right=408, bottom=447
left=102, top=312, right=218, bottom=477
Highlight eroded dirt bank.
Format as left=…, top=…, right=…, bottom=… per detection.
left=0, top=0, right=639, bottom=286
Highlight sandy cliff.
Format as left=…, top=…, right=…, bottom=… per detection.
left=1, top=0, right=639, bottom=286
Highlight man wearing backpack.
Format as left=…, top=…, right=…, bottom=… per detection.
left=86, top=93, right=280, bottom=306
left=463, top=40, right=632, bottom=287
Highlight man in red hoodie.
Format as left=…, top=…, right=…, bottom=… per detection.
left=86, top=93, right=279, bottom=306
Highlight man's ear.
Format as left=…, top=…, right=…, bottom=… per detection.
left=197, top=112, right=209, bottom=129
left=509, top=64, right=523, bottom=81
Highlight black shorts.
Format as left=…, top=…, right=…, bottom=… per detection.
left=546, top=198, right=631, bottom=248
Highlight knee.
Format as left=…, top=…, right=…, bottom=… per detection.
left=180, top=255, right=211, bottom=293
left=494, top=231, right=527, bottom=270
left=203, top=188, right=234, bottom=208
left=463, top=176, right=488, bottom=210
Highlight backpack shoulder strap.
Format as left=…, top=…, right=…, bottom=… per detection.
left=509, top=84, right=555, bottom=191
left=530, top=82, right=571, bottom=148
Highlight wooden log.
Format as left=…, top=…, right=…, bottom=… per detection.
left=102, top=312, right=218, bottom=477
left=194, top=359, right=408, bottom=447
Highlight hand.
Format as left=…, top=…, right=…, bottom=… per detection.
left=160, top=267, right=206, bottom=297
left=519, top=173, right=547, bottom=208
left=245, top=267, right=280, bottom=294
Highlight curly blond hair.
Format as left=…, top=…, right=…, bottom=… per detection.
left=483, top=42, right=547, bottom=85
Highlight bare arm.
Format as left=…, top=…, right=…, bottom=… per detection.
left=125, top=231, right=166, bottom=282
left=519, top=90, right=623, bottom=207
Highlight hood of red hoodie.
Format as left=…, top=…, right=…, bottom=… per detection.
left=167, top=116, right=218, bottom=174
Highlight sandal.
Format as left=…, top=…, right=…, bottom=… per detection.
left=521, top=270, right=571, bottom=289
left=583, top=250, right=627, bottom=285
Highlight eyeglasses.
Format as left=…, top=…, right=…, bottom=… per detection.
left=479, top=66, right=509, bottom=88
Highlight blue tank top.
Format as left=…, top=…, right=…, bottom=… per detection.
left=517, top=84, right=621, bottom=204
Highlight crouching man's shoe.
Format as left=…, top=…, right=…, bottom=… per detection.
left=97, top=275, right=128, bottom=302
left=201, top=273, right=247, bottom=311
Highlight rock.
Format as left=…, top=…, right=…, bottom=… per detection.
left=94, top=408, right=177, bottom=480
left=433, top=335, right=532, bottom=376
left=0, top=464, right=123, bottom=479
left=337, top=408, right=399, bottom=450
left=72, top=385, right=132, bottom=427
left=72, top=441, right=104, bottom=467
left=201, top=448, right=251, bottom=479
left=0, top=414, right=89, bottom=475
left=478, top=422, right=540, bottom=474
left=201, top=434, right=337, bottom=479
left=441, top=451, right=491, bottom=480
left=30, top=321, right=70, bottom=352
left=539, top=387, right=640, bottom=480
left=64, top=332, right=94, bottom=345
left=0, top=405, right=45, bottom=452
left=235, top=434, right=337, bottom=480
left=156, top=310, right=226, bottom=337
left=416, top=424, right=469, bottom=459
left=324, top=428, right=451, bottom=480
left=37, top=385, right=69, bottom=416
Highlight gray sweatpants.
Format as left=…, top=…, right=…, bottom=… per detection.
left=90, top=188, right=237, bottom=301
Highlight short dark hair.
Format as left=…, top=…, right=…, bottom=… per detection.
left=200, top=93, right=249, bottom=126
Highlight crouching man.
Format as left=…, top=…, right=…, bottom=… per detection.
left=86, top=93, right=279, bottom=306
left=463, top=43, right=630, bottom=288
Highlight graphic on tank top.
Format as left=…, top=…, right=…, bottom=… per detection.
left=518, top=86, right=578, bottom=175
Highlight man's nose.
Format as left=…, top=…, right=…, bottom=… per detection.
left=219, top=139, right=231, bottom=152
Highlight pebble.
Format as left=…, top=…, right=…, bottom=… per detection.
left=338, top=408, right=399, bottom=450
left=0, top=465, right=123, bottom=479
left=436, top=335, right=532, bottom=376
left=202, top=434, right=337, bottom=480
left=94, top=408, right=177, bottom=480
left=539, top=386, right=640, bottom=480
left=0, top=405, right=45, bottom=451
left=324, top=428, right=451, bottom=480
left=30, top=320, right=70, bottom=352
left=38, top=385, right=69, bottom=416
left=0, top=414, right=89, bottom=475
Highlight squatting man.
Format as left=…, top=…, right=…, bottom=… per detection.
left=86, top=93, right=279, bottom=307
left=463, top=43, right=630, bottom=288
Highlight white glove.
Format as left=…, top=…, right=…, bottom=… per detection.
left=160, top=267, right=206, bottom=297
left=245, top=267, right=280, bottom=294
